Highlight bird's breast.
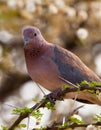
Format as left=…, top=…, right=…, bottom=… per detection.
left=26, top=55, right=65, bottom=91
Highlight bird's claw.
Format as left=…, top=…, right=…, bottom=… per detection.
left=46, top=88, right=63, bottom=102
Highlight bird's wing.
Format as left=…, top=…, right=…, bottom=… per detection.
left=51, top=45, right=101, bottom=105
left=51, top=45, right=100, bottom=84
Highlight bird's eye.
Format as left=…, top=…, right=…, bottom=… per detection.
left=34, top=33, right=37, bottom=36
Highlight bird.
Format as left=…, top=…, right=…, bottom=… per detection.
left=22, top=26, right=101, bottom=105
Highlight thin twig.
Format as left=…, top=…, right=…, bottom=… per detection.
left=43, top=122, right=101, bottom=130
left=58, top=76, right=79, bottom=88
left=8, top=83, right=101, bottom=130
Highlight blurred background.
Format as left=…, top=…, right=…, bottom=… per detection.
left=0, top=0, right=101, bottom=129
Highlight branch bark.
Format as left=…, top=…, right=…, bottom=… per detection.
left=8, top=83, right=101, bottom=130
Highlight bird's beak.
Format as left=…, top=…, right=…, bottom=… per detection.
left=23, top=37, right=29, bottom=45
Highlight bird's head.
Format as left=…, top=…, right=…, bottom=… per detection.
left=22, top=26, right=44, bottom=46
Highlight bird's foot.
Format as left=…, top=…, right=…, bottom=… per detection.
left=46, top=88, right=63, bottom=102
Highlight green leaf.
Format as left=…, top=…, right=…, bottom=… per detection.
left=62, top=85, right=72, bottom=91
left=80, top=80, right=101, bottom=88
left=32, top=98, right=39, bottom=103
left=17, top=124, right=26, bottom=128
left=58, top=122, right=69, bottom=129
left=45, top=101, right=55, bottom=110
left=95, top=90, right=100, bottom=96
left=32, top=109, right=43, bottom=120
left=93, top=114, right=101, bottom=122
left=80, top=80, right=89, bottom=86
left=90, top=81, right=101, bottom=87
left=77, top=87, right=80, bottom=94
left=70, top=116, right=84, bottom=124
left=0, top=126, right=8, bottom=130
left=13, top=107, right=31, bottom=114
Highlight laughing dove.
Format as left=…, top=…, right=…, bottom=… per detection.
left=22, top=26, right=101, bottom=105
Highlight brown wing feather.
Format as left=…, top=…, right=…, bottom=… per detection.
left=52, top=45, right=101, bottom=84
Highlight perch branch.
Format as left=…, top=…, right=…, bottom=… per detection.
left=8, top=83, right=101, bottom=130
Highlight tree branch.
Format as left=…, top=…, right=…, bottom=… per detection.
left=33, top=122, right=101, bottom=130
left=8, top=83, right=101, bottom=130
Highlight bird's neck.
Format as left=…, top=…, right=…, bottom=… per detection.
left=24, top=40, right=48, bottom=58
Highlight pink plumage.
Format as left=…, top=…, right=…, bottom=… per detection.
left=22, top=26, right=101, bottom=105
